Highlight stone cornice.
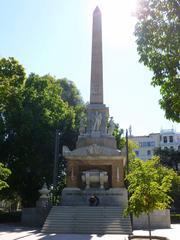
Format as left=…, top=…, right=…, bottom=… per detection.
left=63, top=144, right=122, bottom=159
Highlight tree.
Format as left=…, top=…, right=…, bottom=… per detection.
left=154, top=147, right=180, bottom=172
left=124, top=156, right=177, bottom=239
left=111, top=122, right=125, bottom=150
left=58, top=78, right=83, bottom=107
left=57, top=78, right=85, bottom=149
left=127, top=139, right=139, bottom=162
left=0, top=162, right=11, bottom=191
left=171, top=174, right=180, bottom=211
left=154, top=147, right=180, bottom=210
left=135, top=0, right=180, bottom=122
left=0, top=57, right=84, bottom=207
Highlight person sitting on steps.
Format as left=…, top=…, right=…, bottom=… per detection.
left=89, top=194, right=99, bottom=206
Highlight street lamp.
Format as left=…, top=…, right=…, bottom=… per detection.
left=53, top=129, right=61, bottom=189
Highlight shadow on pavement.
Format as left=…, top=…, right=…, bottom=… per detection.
left=0, top=223, right=40, bottom=233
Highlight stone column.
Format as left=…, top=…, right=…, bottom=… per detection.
left=112, top=163, right=124, bottom=187
left=67, top=162, right=79, bottom=187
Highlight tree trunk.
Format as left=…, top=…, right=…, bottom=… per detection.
left=147, top=213, right=152, bottom=240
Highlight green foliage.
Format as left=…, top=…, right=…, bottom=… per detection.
left=128, top=139, right=139, bottom=162
left=135, top=0, right=180, bottom=122
left=57, top=78, right=85, bottom=149
left=0, top=163, right=11, bottom=191
left=58, top=78, right=83, bottom=107
left=124, top=156, right=177, bottom=217
left=154, top=147, right=180, bottom=210
left=112, top=123, right=125, bottom=150
left=0, top=57, right=84, bottom=207
left=171, top=174, right=180, bottom=210
left=154, top=147, right=180, bottom=172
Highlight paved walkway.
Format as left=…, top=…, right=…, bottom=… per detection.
left=0, top=224, right=180, bottom=240
left=134, top=224, right=180, bottom=240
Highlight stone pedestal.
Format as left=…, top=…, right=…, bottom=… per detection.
left=77, top=135, right=116, bottom=149
left=21, top=183, right=51, bottom=227
left=61, top=187, right=128, bottom=207
left=62, top=141, right=126, bottom=208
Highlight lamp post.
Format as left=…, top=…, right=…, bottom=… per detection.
left=126, top=128, right=133, bottom=230
left=126, top=129, right=129, bottom=175
left=52, top=129, right=61, bottom=204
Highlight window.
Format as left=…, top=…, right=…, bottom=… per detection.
left=147, top=150, right=151, bottom=156
left=163, top=136, right=167, bottom=143
left=139, top=141, right=155, bottom=147
left=169, top=136, right=173, bottom=143
left=178, top=146, right=180, bottom=151
left=170, top=146, right=174, bottom=151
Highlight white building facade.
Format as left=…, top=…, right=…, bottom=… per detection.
left=130, top=129, right=180, bottom=161
left=160, top=129, right=180, bottom=151
left=130, top=133, right=160, bottom=160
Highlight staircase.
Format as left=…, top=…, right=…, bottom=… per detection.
left=42, top=206, right=132, bottom=234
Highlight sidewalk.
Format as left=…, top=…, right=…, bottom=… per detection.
left=0, top=223, right=180, bottom=240
left=133, top=224, right=180, bottom=240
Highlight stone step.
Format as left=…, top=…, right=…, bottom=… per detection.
left=43, top=226, right=131, bottom=230
left=42, top=229, right=131, bottom=234
left=43, top=224, right=131, bottom=228
left=42, top=228, right=132, bottom=234
left=45, top=219, right=130, bottom=222
left=42, top=226, right=132, bottom=232
left=49, top=210, right=125, bottom=213
left=48, top=212, right=126, bottom=216
left=50, top=208, right=125, bottom=212
left=44, top=221, right=131, bottom=225
left=48, top=214, right=126, bottom=218
left=44, top=218, right=130, bottom=222
left=47, top=215, right=127, bottom=218
left=51, top=206, right=125, bottom=209
left=42, top=206, right=132, bottom=234
left=43, top=229, right=131, bottom=233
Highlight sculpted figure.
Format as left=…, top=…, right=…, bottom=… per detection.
left=87, top=144, right=101, bottom=155
left=108, top=117, right=115, bottom=135
left=93, top=111, right=102, bottom=131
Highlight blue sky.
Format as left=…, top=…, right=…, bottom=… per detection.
left=0, top=0, right=179, bottom=135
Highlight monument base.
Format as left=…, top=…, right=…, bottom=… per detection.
left=77, top=134, right=117, bottom=149
left=61, top=187, right=128, bottom=207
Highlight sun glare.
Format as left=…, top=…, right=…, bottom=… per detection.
left=88, top=0, right=137, bottom=47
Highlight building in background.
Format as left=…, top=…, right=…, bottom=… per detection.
left=129, top=129, right=180, bottom=161
left=160, top=129, right=180, bottom=151
left=130, top=133, right=160, bottom=160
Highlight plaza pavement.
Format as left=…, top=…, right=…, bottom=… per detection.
left=0, top=223, right=180, bottom=240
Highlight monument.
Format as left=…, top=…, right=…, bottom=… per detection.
left=42, top=7, right=132, bottom=234
left=61, top=6, right=127, bottom=206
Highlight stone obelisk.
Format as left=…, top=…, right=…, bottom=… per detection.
left=90, top=6, right=103, bottom=104
left=86, top=6, right=109, bottom=136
